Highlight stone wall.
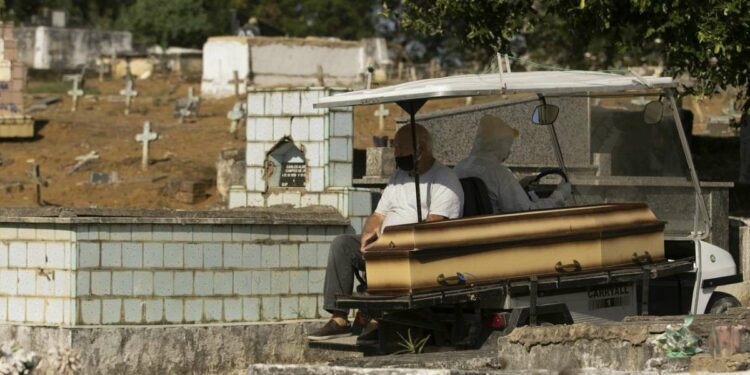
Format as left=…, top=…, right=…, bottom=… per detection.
left=0, top=207, right=348, bottom=326
left=14, top=26, right=131, bottom=70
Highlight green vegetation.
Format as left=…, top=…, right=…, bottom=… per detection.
left=392, top=0, right=750, bottom=110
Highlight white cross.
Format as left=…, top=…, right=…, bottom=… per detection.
left=178, top=87, right=200, bottom=123
left=68, top=151, right=100, bottom=174
left=135, top=121, right=158, bottom=171
left=226, top=101, right=245, bottom=137
left=228, top=71, right=244, bottom=97
left=67, top=77, right=83, bottom=112
left=373, top=104, right=390, bottom=131
left=120, top=78, right=138, bottom=115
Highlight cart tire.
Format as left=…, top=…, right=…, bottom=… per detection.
left=706, top=292, right=741, bottom=314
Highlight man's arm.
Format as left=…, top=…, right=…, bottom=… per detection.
left=425, top=214, right=447, bottom=222
left=360, top=212, right=385, bottom=252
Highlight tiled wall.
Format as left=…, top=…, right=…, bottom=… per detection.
left=0, top=221, right=347, bottom=325
left=229, top=87, right=375, bottom=234
left=0, top=224, right=73, bottom=324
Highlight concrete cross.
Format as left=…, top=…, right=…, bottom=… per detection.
left=120, top=78, right=138, bottom=115
left=177, top=87, right=200, bottom=123
left=226, top=101, right=246, bottom=137
left=373, top=104, right=390, bottom=131
left=67, top=76, right=83, bottom=112
left=228, top=71, right=244, bottom=98
left=135, top=121, right=158, bottom=171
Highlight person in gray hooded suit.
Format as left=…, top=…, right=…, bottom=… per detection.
left=455, top=115, right=571, bottom=213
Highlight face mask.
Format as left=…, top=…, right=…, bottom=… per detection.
left=395, top=154, right=415, bottom=171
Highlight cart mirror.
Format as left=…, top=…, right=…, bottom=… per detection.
left=532, top=104, right=559, bottom=125
left=643, top=101, right=664, bottom=124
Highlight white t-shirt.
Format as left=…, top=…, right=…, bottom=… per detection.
left=375, top=161, right=464, bottom=230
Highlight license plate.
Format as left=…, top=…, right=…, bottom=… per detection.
left=587, top=285, right=631, bottom=310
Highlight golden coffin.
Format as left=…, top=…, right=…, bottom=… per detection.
left=363, top=203, right=665, bottom=294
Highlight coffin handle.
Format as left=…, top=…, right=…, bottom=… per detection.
left=437, top=272, right=466, bottom=287
left=631, top=251, right=653, bottom=265
left=555, top=260, right=582, bottom=273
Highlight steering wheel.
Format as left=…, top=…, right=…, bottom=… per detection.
left=521, top=168, right=569, bottom=195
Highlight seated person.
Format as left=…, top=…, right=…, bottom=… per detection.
left=455, top=115, right=571, bottom=213
left=307, top=124, right=464, bottom=340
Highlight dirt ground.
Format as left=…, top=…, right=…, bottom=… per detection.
left=0, top=74, right=740, bottom=210
left=0, top=76, right=485, bottom=210
left=0, top=76, right=243, bottom=209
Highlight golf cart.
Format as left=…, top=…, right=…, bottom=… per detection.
left=309, top=70, right=742, bottom=355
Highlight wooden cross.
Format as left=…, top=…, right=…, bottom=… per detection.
left=120, top=78, right=138, bottom=115
left=226, top=101, right=245, bottom=137
left=228, top=71, right=243, bottom=98
left=135, top=121, right=158, bottom=171
left=373, top=104, right=390, bottom=131
left=68, top=150, right=100, bottom=175
left=67, top=76, right=83, bottom=112
left=28, top=162, right=44, bottom=206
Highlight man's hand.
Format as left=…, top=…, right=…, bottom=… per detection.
left=360, top=231, right=378, bottom=253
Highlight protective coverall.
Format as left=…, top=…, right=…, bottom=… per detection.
left=455, top=115, right=571, bottom=213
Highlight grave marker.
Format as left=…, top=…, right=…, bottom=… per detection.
left=373, top=104, right=390, bottom=131
left=135, top=121, right=158, bottom=171
left=68, top=150, right=99, bottom=175
left=120, top=78, right=138, bottom=115
left=66, top=76, right=83, bottom=112
left=228, top=71, right=243, bottom=98
left=226, top=101, right=245, bottom=137
left=28, top=162, right=44, bottom=206
left=175, top=87, right=200, bottom=123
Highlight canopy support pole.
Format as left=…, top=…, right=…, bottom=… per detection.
left=397, top=99, right=427, bottom=222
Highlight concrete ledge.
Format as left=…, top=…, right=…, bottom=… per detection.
left=0, top=320, right=359, bottom=374
left=0, top=206, right=349, bottom=226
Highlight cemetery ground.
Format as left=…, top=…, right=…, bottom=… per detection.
left=0, top=76, right=489, bottom=209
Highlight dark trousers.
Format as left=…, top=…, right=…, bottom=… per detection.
left=323, top=234, right=365, bottom=315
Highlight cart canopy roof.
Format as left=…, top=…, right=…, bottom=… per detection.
left=315, top=71, right=675, bottom=108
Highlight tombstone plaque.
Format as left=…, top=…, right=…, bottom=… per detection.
left=279, top=159, right=306, bottom=187
left=266, top=137, right=306, bottom=189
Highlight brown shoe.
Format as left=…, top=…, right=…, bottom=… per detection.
left=307, top=320, right=351, bottom=341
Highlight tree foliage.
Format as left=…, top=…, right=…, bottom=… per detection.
left=396, top=0, right=750, bottom=110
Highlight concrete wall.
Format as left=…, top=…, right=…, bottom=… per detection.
left=14, top=26, right=131, bottom=70
left=0, top=208, right=348, bottom=326
left=229, top=87, right=374, bottom=234
left=201, top=37, right=366, bottom=98
left=398, top=97, right=591, bottom=168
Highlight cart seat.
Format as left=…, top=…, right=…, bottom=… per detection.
left=460, top=177, right=493, bottom=217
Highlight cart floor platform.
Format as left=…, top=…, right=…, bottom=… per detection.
left=337, top=258, right=694, bottom=312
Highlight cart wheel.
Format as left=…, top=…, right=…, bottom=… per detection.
left=706, top=292, right=741, bottom=314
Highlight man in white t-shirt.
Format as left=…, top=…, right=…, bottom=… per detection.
left=308, top=124, right=463, bottom=341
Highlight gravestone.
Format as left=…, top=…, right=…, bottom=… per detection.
left=373, top=104, right=389, bottom=131
left=135, top=121, right=158, bottom=171
left=0, top=22, right=33, bottom=138
left=65, top=74, right=84, bottom=112
left=227, top=101, right=245, bottom=137
left=228, top=71, right=244, bottom=98
left=266, top=137, right=306, bottom=189
left=68, top=151, right=99, bottom=174
left=174, top=87, right=200, bottom=123
left=120, top=77, right=138, bottom=115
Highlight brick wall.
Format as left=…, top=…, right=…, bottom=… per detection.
left=0, top=213, right=348, bottom=326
